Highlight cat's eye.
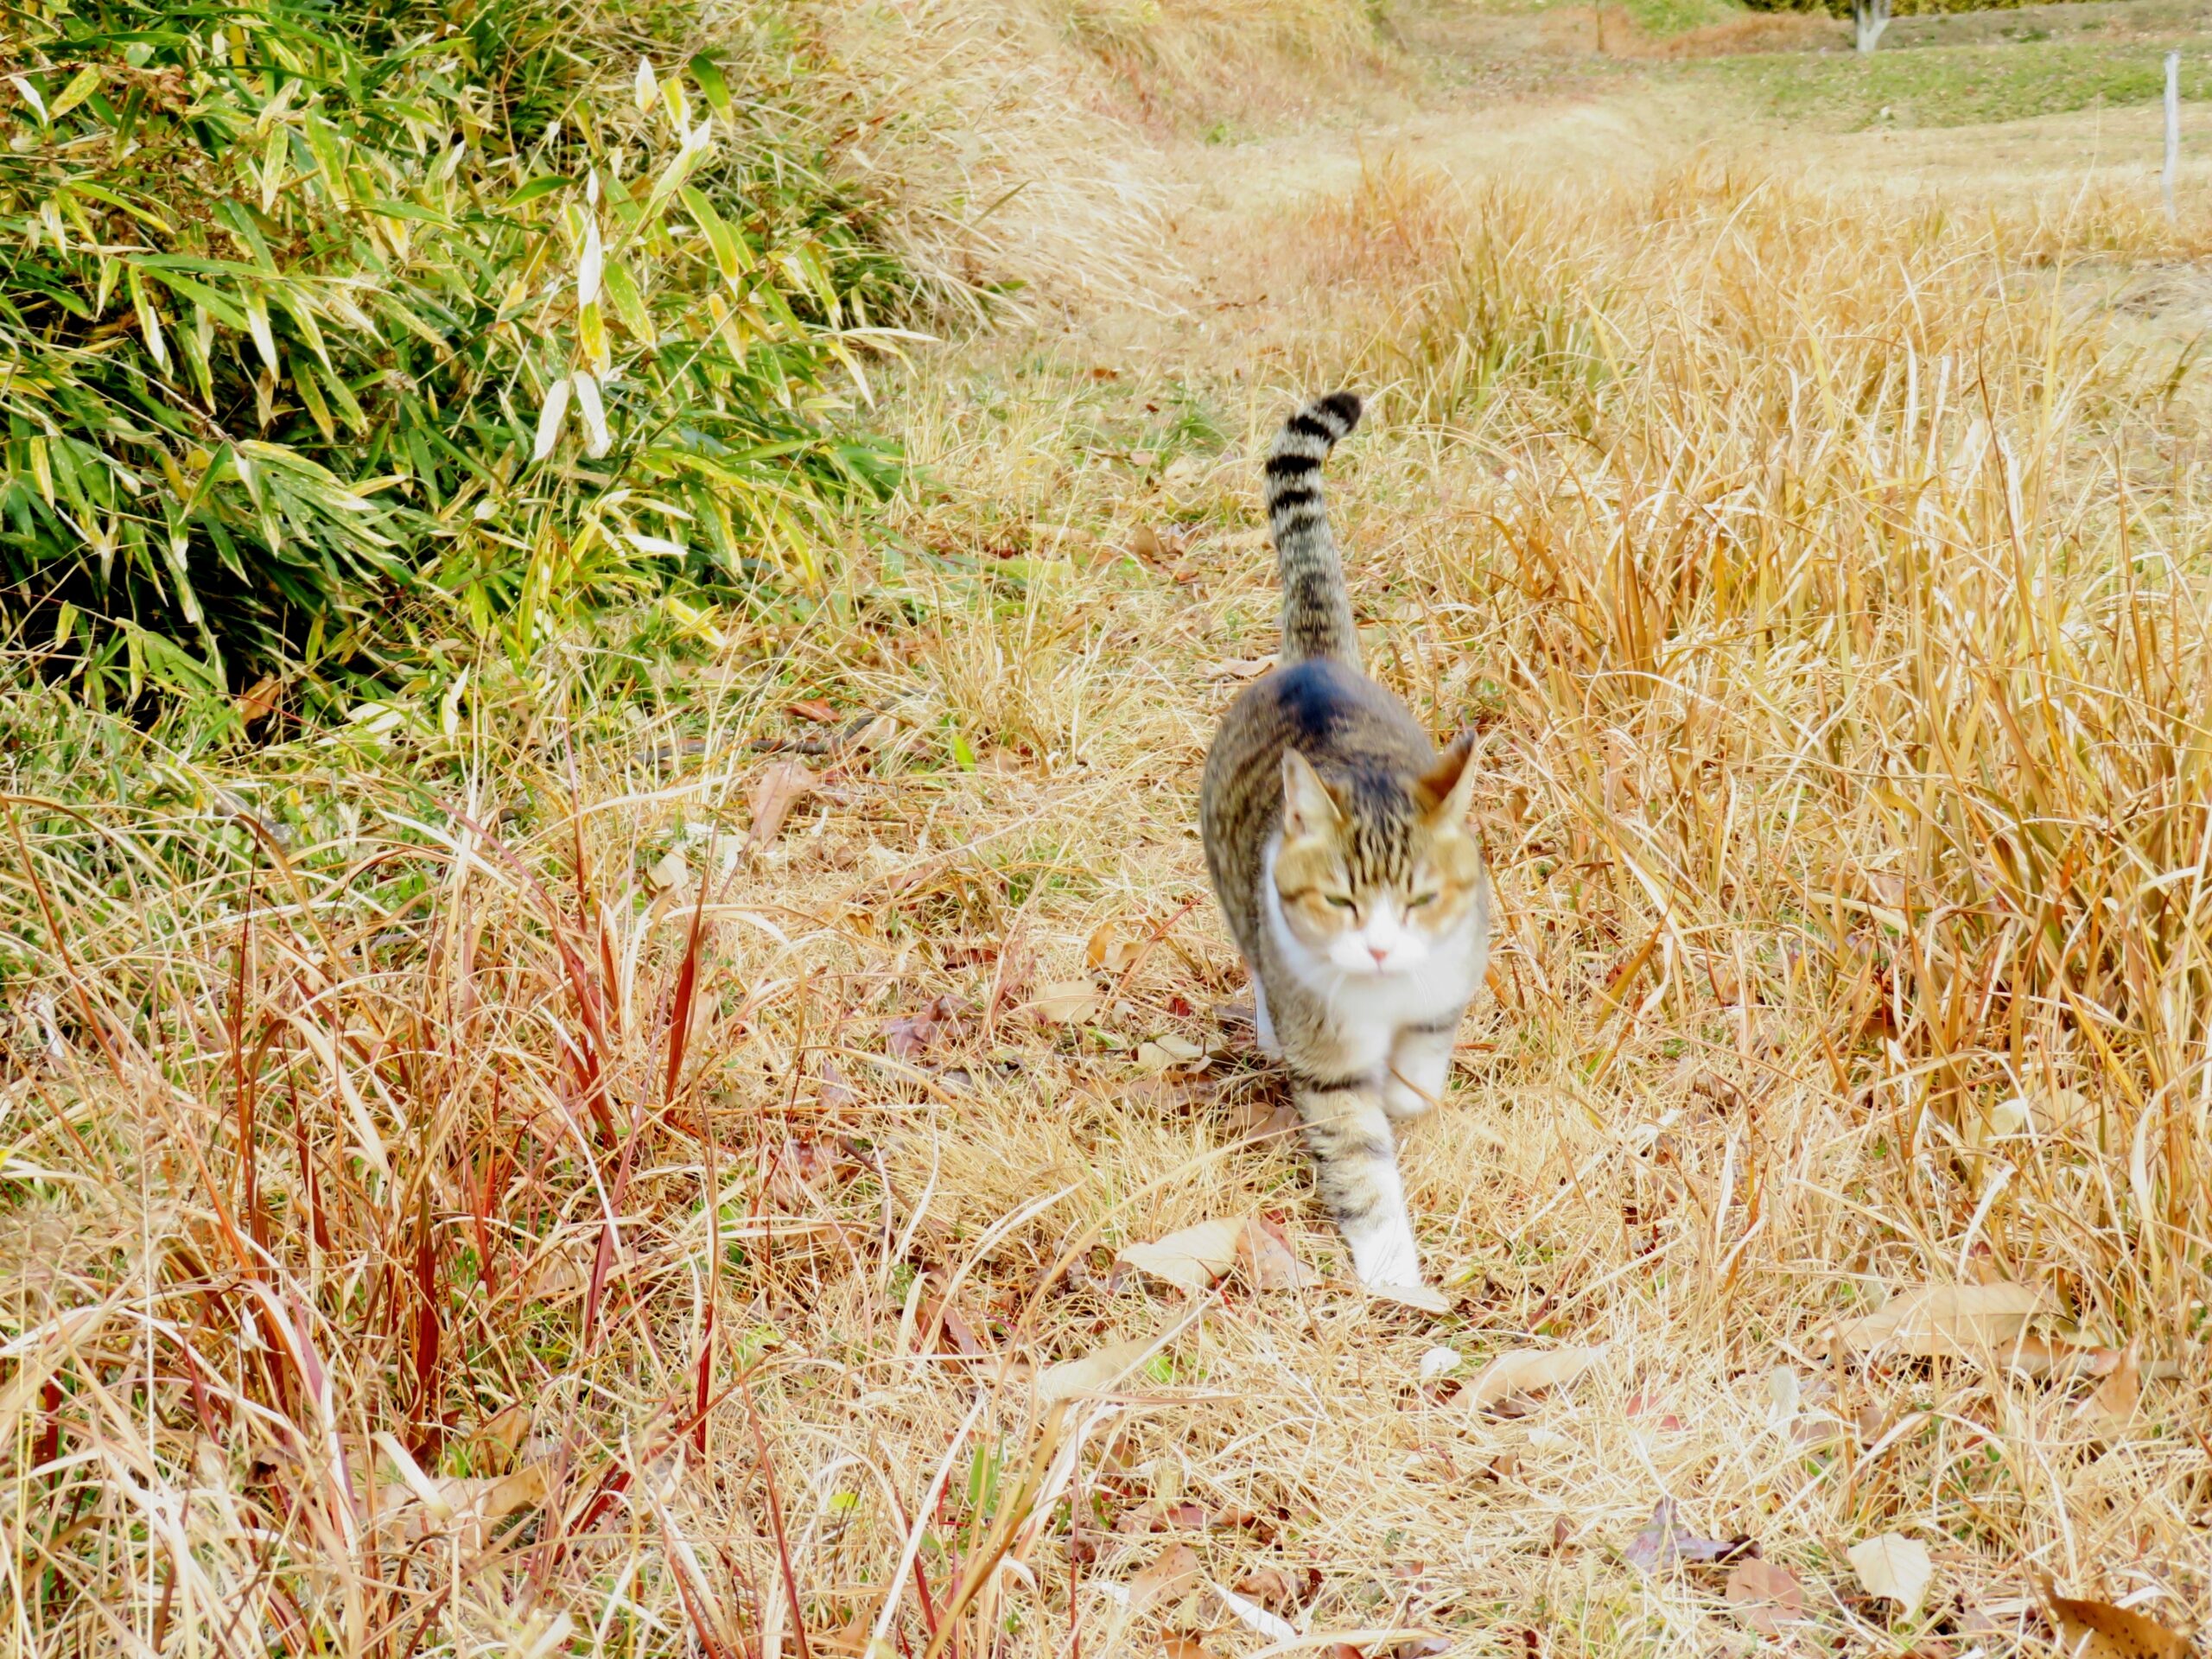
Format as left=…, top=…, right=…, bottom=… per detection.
left=1408, top=892, right=1440, bottom=909
left=1325, top=893, right=1357, bottom=911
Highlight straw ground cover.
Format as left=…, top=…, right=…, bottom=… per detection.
left=9, top=30, right=2212, bottom=1659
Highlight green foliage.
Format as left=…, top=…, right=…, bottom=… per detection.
left=0, top=0, right=907, bottom=708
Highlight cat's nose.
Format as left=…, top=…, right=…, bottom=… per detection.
left=1369, top=944, right=1389, bottom=967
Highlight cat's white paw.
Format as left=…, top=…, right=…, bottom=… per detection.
left=1350, top=1224, right=1422, bottom=1293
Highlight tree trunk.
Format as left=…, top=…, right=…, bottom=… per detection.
left=1854, top=0, right=1891, bottom=54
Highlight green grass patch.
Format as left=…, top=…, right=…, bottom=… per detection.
left=1695, top=37, right=2212, bottom=128
left=1623, top=0, right=1752, bottom=38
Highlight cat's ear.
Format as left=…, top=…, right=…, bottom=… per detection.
left=1415, top=731, right=1480, bottom=827
left=1281, top=749, right=1343, bottom=841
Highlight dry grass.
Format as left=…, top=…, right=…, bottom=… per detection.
left=8, top=53, right=2212, bottom=1659
left=809, top=0, right=1393, bottom=318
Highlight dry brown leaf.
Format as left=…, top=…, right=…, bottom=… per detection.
left=2038, top=1574, right=2193, bottom=1658
left=1368, top=1281, right=1452, bottom=1315
left=1210, top=1577, right=1296, bottom=1642
left=2077, top=1337, right=2142, bottom=1431
left=1028, top=980, right=1101, bottom=1025
left=1236, top=1217, right=1316, bottom=1291
left=1462, top=1345, right=1602, bottom=1411
left=1087, top=919, right=1141, bottom=974
left=882, top=995, right=964, bottom=1062
left=1234, top=1567, right=1302, bottom=1611
left=747, top=759, right=817, bottom=850
left=470, top=1402, right=532, bottom=1467
left=1848, top=1533, right=1933, bottom=1618
left=1037, top=1334, right=1161, bottom=1402
left=1205, top=657, right=1274, bottom=681
left=1834, top=1282, right=2049, bottom=1357
left=1224, top=1094, right=1301, bottom=1143
left=1128, top=1541, right=1201, bottom=1615
left=1126, top=524, right=1182, bottom=565
left=646, top=848, right=690, bottom=893
left=1118, top=1219, right=1244, bottom=1293
left=236, top=674, right=282, bottom=725
left=1160, top=1639, right=1220, bottom=1659
left=785, top=698, right=836, bottom=722
left=1726, top=1557, right=1805, bottom=1637
left=1134, top=1036, right=1205, bottom=1072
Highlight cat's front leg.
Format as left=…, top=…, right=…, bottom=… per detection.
left=1382, top=1018, right=1459, bottom=1122
left=1250, top=975, right=1280, bottom=1058
left=1292, top=1071, right=1421, bottom=1288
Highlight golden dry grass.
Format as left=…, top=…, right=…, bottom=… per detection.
left=7, top=38, right=2212, bottom=1659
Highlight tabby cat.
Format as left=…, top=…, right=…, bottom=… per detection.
left=1199, top=391, right=1491, bottom=1293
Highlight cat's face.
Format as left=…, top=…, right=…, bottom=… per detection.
left=1272, top=739, right=1487, bottom=976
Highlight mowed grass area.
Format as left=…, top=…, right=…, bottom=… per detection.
left=10, top=11, right=2212, bottom=1659
left=1697, top=32, right=2212, bottom=126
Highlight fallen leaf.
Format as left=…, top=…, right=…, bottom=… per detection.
left=785, top=698, right=836, bottom=722
left=1118, top=1219, right=1245, bottom=1293
left=1462, top=1345, right=1601, bottom=1411
left=1234, top=1567, right=1302, bottom=1611
left=1368, top=1281, right=1452, bottom=1315
left=1236, top=1217, right=1316, bottom=1290
left=2077, top=1338, right=2142, bottom=1432
left=747, top=759, right=817, bottom=850
left=1394, top=1641, right=1452, bottom=1658
left=918, top=1295, right=989, bottom=1358
left=376, top=1458, right=549, bottom=1546
left=236, top=674, right=282, bottom=725
left=1834, top=1282, right=2050, bottom=1358
left=1224, top=1094, right=1301, bottom=1143
left=1135, top=1036, right=1207, bottom=1072
left=1210, top=1577, right=1296, bottom=1643
left=1418, top=1345, right=1462, bottom=1382
left=1029, top=980, right=1101, bottom=1025
left=1037, top=1333, right=1162, bottom=1402
left=1849, top=1532, right=1933, bottom=1619
left=1128, top=1542, right=1201, bottom=1615
left=1087, top=919, right=1141, bottom=974
left=882, top=995, right=964, bottom=1062
left=848, top=714, right=899, bottom=752
left=1765, top=1365, right=1801, bottom=1426
left=817, top=1059, right=857, bottom=1110
left=1160, top=1639, right=1220, bottom=1659
left=470, top=1403, right=532, bottom=1466
left=1726, top=1557, right=1805, bottom=1637
left=1127, top=524, right=1182, bottom=564
left=2038, top=1573, right=2192, bottom=1658
left=1205, top=657, right=1274, bottom=681
left=1621, top=1498, right=1735, bottom=1572
left=646, top=848, right=690, bottom=893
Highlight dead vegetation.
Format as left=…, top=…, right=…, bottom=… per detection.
left=6, top=10, right=2212, bottom=1659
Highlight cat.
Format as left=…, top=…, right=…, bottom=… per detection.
left=1198, top=391, right=1491, bottom=1293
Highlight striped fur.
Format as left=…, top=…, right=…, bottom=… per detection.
left=1264, top=389, right=1362, bottom=668
left=1198, top=393, right=1491, bottom=1294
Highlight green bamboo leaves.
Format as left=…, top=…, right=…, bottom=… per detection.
left=2, top=2, right=906, bottom=704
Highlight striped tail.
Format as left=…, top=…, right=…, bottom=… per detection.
left=1264, top=391, right=1363, bottom=668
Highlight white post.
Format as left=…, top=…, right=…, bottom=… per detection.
left=2164, top=51, right=2181, bottom=222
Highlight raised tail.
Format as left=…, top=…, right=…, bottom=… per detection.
left=1264, top=391, right=1363, bottom=668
